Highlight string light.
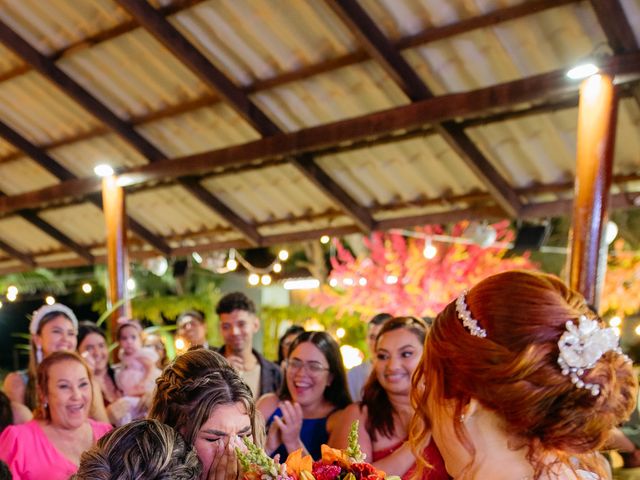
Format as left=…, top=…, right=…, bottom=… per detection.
left=175, top=338, right=185, bottom=350
left=273, top=263, right=282, bottom=273
left=261, top=274, right=272, bottom=286
left=278, top=249, right=289, bottom=261
left=336, top=327, right=346, bottom=339
left=385, top=275, right=398, bottom=285
left=248, top=273, right=260, bottom=286
left=423, top=238, right=437, bottom=259
left=320, top=235, right=330, bottom=244
left=127, top=278, right=136, bottom=291
left=635, top=325, right=640, bottom=336
left=609, top=316, right=622, bottom=328
left=94, top=164, right=114, bottom=177
left=45, top=296, right=55, bottom=305
left=7, top=286, right=18, bottom=296
left=0, top=300, right=3, bottom=309
left=329, top=278, right=338, bottom=287
left=192, top=252, right=203, bottom=264
left=82, top=283, right=92, bottom=294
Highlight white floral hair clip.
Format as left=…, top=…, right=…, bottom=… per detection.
left=455, top=290, right=487, bottom=338
left=557, top=315, right=624, bottom=396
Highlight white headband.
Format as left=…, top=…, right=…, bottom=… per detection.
left=456, top=290, right=625, bottom=397
left=30, top=303, right=78, bottom=335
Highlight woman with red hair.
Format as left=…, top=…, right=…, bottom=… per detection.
left=410, top=270, right=637, bottom=480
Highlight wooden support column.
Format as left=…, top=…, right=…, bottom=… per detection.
left=568, top=74, right=617, bottom=309
left=102, top=175, right=131, bottom=337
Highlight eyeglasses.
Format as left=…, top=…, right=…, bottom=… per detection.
left=286, top=358, right=330, bottom=375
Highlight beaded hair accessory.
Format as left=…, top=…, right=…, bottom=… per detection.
left=455, top=290, right=487, bottom=338
left=30, top=303, right=78, bottom=335
left=557, top=315, right=623, bottom=396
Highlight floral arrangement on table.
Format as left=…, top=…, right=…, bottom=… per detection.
left=237, top=421, right=400, bottom=480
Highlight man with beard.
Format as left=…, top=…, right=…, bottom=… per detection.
left=215, top=292, right=282, bottom=398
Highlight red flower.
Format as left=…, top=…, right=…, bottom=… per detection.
left=350, top=463, right=380, bottom=480
left=312, top=462, right=342, bottom=480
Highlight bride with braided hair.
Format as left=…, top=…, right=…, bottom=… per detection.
left=149, top=348, right=262, bottom=480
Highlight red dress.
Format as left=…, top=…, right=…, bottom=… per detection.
left=372, top=438, right=450, bottom=480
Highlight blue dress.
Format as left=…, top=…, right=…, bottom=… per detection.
left=266, top=407, right=329, bottom=460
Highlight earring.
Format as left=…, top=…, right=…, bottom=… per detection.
left=459, top=414, right=465, bottom=423
left=36, top=345, right=43, bottom=364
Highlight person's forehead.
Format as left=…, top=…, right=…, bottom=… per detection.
left=219, top=309, right=255, bottom=322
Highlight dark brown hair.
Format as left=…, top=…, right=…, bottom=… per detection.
left=410, top=270, right=638, bottom=479
left=362, top=316, right=427, bottom=441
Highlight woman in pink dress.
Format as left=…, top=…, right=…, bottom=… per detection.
left=0, top=351, right=112, bottom=480
left=330, top=317, right=449, bottom=480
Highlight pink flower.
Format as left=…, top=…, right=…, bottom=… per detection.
left=312, top=462, right=342, bottom=480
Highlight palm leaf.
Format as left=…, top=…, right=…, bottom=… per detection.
left=96, top=297, right=130, bottom=327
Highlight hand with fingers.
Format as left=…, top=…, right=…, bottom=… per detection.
left=207, top=438, right=241, bottom=480
left=273, top=401, right=305, bottom=454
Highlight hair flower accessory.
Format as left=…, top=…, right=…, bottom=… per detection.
left=557, top=315, right=622, bottom=396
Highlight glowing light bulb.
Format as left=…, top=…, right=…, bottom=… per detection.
left=273, top=263, right=282, bottom=273
left=248, top=273, right=260, bottom=286
left=385, top=275, right=398, bottom=285
left=7, top=291, right=17, bottom=302
left=175, top=338, right=185, bottom=350
left=329, top=278, right=338, bottom=287
left=635, top=325, right=640, bottom=336
left=340, top=345, right=364, bottom=369
left=94, top=164, right=114, bottom=177
left=126, top=278, right=136, bottom=291
left=358, top=278, right=367, bottom=286
left=566, top=63, right=599, bottom=80
left=82, top=283, right=92, bottom=294
left=261, top=274, right=272, bottom=286
left=192, top=252, right=203, bottom=264
left=278, top=250, right=289, bottom=261
left=609, top=316, right=622, bottom=328
left=336, top=327, right=346, bottom=339
left=423, top=239, right=437, bottom=259
left=226, top=258, right=238, bottom=271
left=7, top=285, right=18, bottom=296
left=45, top=296, right=55, bottom=305
left=343, top=278, right=354, bottom=286
left=320, top=235, right=330, bottom=244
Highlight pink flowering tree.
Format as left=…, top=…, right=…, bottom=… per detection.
left=308, top=221, right=538, bottom=319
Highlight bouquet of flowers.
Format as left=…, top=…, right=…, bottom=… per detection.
left=237, top=421, right=400, bottom=480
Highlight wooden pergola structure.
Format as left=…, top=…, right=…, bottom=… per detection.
left=0, top=1, right=638, bottom=313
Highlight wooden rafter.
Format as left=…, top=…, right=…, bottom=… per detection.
left=589, top=0, right=640, bottom=108
left=1, top=50, right=639, bottom=216
left=0, top=238, right=35, bottom=268
left=0, top=20, right=262, bottom=248
left=0, top=0, right=579, bottom=165
left=327, top=0, right=522, bottom=217
left=116, top=0, right=375, bottom=233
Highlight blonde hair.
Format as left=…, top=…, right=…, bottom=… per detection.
left=72, top=419, right=201, bottom=479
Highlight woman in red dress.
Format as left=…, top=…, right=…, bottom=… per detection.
left=330, top=317, right=449, bottom=480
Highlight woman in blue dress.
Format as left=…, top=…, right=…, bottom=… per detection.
left=257, top=331, right=351, bottom=460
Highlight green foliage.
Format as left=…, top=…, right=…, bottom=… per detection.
left=260, top=305, right=366, bottom=362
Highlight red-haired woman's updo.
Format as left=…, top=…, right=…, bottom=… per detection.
left=410, top=270, right=637, bottom=478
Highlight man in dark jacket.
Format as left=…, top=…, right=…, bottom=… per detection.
left=215, top=292, right=281, bottom=398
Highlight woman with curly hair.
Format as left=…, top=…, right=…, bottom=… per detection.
left=410, top=271, right=638, bottom=480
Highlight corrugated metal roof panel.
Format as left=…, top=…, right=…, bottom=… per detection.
left=136, top=104, right=260, bottom=158
left=171, top=0, right=357, bottom=86
left=621, top=0, right=640, bottom=44
left=0, top=0, right=128, bottom=54
left=126, top=184, right=231, bottom=236
left=467, top=97, right=640, bottom=190
left=0, top=139, right=18, bottom=159
left=0, top=215, right=61, bottom=253
left=258, top=215, right=354, bottom=237
left=251, top=61, right=407, bottom=131
left=0, top=44, right=23, bottom=76
left=48, top=133, right=148, bottom=177
left=0, top=157, right=60, bottom=194
left=401, top=2, right=604, bottom=94
left=201, top=163, right=338, bottom=224
left=38, top=203, right=105, bottom=246
left=0, top=72, right=103, bottom=145
left=316, top=135, right=487, bottom=207
left=57, top=29, right=212, bottom=121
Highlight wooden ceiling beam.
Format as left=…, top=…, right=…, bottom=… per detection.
left=0, top=0, right=577, bottom=164
left=1, top=51, right=639, bottom=215
left=0, top=0, right=582, bottom=162
left=0, top=20, right=263, bottom=248
left=0, top=238, right=35, bottom=268
left=327, top=0, right=522, bottom=217
left=117, top=0, right=373, bottom=233
left=590, top=0, right=640, bottom=108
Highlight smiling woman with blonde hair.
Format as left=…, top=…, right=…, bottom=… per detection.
left=0, top=351, right=112, bottom=479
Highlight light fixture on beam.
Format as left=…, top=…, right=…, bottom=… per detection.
left=284, top=278, right=321, bottom=290
left=566, top=63, right=599, bottom=80
left=94, top=164, right=115, bottom=177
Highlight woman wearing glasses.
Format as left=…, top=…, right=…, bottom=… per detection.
left=257, top=331, right=351, bottom=460
left=329, top=317, right=449, bottom=480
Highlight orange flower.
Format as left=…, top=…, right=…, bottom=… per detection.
left=320, top=444, right=350, bottom=469
left=286, top=449, right=314, bottom=478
